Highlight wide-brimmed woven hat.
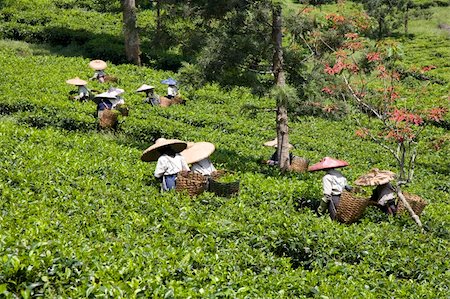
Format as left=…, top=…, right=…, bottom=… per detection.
left=66, top=77, right=87, bottom=86
left=263, top=138, right=293, bottom=149
left=108, top=87, right=124, bottom=96
left=141, top=138, right=188, bottom=162
left=136, top=84, right=155, bottom=92
left=308, top=157, right=349, bottom=172
left=161, top=78, right=177, bottom=85
left=94, top=92, right=116, bottom=99
left=354, top=168, right=396, bottom=186
left=89, top=59, right=107, bottom=70
left=180, top=142, right=215, bottom=164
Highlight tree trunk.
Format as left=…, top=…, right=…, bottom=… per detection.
left=404, top=4, right=409, bottom=36
left=397, top=187, right=424, bottom=233
left=272, top=4, right=290, bottom=172
left=122, top=0, right=141, bottom=65
left=156, top=0, right=161, bottom=36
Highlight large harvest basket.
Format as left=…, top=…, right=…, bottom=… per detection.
left=289, top=157, right=309, bottom=173
left=159, top=97, right=172, bottom=107
left=208, top=177, right=240, bottom=198
left=99, top=109, right=118, bottom=128
left=336, top=191, right=369, bottom=224
left=176, top=171, right=208, bottom=197
left=397, top=192, right=428, bottom=216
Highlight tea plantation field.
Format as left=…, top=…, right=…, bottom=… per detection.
left=1, top=1, right=450, bottom=298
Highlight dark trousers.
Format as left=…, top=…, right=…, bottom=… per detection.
left=329, top=195, right=341, bottom=220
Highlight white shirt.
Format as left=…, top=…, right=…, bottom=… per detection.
left=373, top=183, right=395, bottom=206
left=322, top=169, right=348, bottom=196
left=78, top=85, right=89, bottom=98
left=191, top=158, right=216, bottom=176
left=110, top=97, right=125, bottom=108
left=94, top=70, right=105, bottom=78
left=154, top=154, right=189, bottom=178
left=168, top=85, right=178, bottom=97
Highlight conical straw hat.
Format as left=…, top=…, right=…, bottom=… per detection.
left=263, top=138, right=293, bottom=149
left=161, top=78, right=177, bottom=85
left=94, top=92, right=117, bottom=99
left=66, top=77, right=87, bottom=86
left=89, top=59, right=107, bottom=70
left=308, top=157, right=349, bottom=172
left=354, top=168, right=396, bottom=186
left=136, top=84, right=155, bottom=92
left=108, top=87, right=124, bottom=96
left=181, top=142, right=215, bottom=164
left=141, top=138, right=188, bottom=162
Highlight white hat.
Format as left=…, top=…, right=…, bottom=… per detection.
left=94, top=92, right=117, bottom=99
left=263, top=138, right=293, bottom=149
left=89, top=59, right=107, bottom=70
left=136, top=84, right=155, bottom=92
left=181, top=142, right=215, bottom=164
left=108, top=87, right=124, bottom=96
left=66, top=77, right=87, bottom=86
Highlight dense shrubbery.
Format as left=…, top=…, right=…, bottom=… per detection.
left=0, top=0, right=449, bottom=297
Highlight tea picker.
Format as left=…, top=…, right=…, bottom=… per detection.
left=309, top=157, right=352, bottom=220
left=93, top=91, right=119, bottom=130
left=355, top=168, right=398, bottom=216
left=89, top=60, right=108, bottom=83
left=66, top=77, right=92, bottom=101
left=263, top=138, right=294, bottom=166
left=181, top=142, right=216, bottom=176
left=141, top=138, right=189, bottom=192
left=136, top=84, right=160, bottom=106
left=161, top=77, right=178, bottom=99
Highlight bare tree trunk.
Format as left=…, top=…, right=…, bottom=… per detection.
left=122, top=0, right=141, bottom=65
left=156, top=0, right=161, bottom=35
left=404, top=4, right=409, bottom=36
left=272, top=4, right=290, bottom=172
left=397, top=187, right=424, bottom=233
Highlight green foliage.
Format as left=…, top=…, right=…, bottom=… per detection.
left=0, top=1, right=449, bottom=297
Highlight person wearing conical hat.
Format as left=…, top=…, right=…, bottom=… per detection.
left=66, top=77, right=91, bottom=101
left=263, top=138, right=294, bottom=166
left=181, top=142, right=216, bottom=176
left=136, top=84, right=160, bottom=106
left=94, top=91, right=116, bottom=119
left=355, top=169, right=397, bottom=215
left=141, top=138, right=190, bottom=192
left=161, top=78, right=178, bottom=99
left=309, top=157, right=352, bottom=220
left=89, top=60, right=107, bottom=83
left=108, top=87, right=126, bottom=108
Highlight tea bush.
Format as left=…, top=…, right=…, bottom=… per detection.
left=0, top=1, right=449, bottom=297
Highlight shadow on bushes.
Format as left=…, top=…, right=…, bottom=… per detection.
left=40, top=27, right=126, bottom=64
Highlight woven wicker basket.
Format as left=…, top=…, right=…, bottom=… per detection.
left=99, top=109, right=118, bottom=128
left=289, top=157, right=309, bottom=173
left=176, top=171, right=208, bottom=197
left=397, top=192, right=428, bottom=216
left=159, top=97, right=172, bottom=107
left=336, top=191, right=369, bottom=224
left=116, top=104, right=129, bottom=116
left=210, top=170, right=227, bottom=180
left=209, top=178, right=240, bottom=198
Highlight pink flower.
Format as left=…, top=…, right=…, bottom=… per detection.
left=321, top=87, right=334, bottom=94
left=366, top=52, right=381, bottom=62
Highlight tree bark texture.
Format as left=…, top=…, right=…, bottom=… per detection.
left=122, top=0, right=141, bottom=66
left=272, top=4, right=290, bottom=172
